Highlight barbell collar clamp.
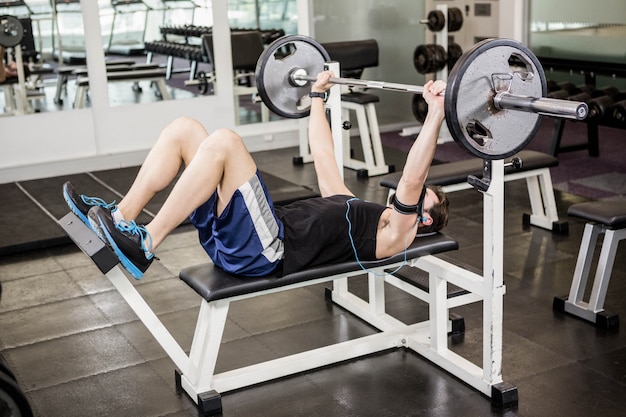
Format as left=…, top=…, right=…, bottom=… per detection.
left=504, top=157, right=523, bottom=170
left=493, top=92, right=589, bottom=120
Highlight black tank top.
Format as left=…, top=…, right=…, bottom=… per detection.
left=274, top=195, right=387, bottom=275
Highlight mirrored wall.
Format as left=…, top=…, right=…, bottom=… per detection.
left=1, top=0, right=303, bottom=124
left=528, top=0, right=626, bottom=63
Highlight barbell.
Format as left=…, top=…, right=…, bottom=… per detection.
left=255, top=35, right=588, bottom=160
left=0, top=15, right=23, bottom=48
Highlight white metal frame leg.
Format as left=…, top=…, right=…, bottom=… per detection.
left=341, top=100, right=389, bottom=177
left=564, top=223, right=626, bottom=323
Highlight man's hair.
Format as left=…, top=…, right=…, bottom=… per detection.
left=387, top=186, right=450, bottom=235
left=417, top=185, right=449, bottom=235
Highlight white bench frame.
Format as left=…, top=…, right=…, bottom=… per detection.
left=562, top=223, right=626, bottom=324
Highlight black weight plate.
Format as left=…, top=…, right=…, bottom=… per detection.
left=412, top=94, right=428, bottom=123
left=445, top=38, right=547, bottom=160
left=427, top=10, right=445, bottom=32
left=0, top=15, right=23, bottom=48
left=413, top=44, right=431, bottom=74
left=447, top=43, right=463, bottom=71
left=447, top=7, right=464, bottom=32
left=255, top=35, right=330, bottom=119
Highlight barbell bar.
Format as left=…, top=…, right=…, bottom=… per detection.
left=255, top=35, right=589, bottom=160
left=289, top=68, right=587, bottom=121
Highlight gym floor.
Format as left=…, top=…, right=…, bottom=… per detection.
left=1, top=84, right=626, bottom=416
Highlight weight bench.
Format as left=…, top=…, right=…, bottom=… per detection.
left=61, top=209, right=525, bottom=415
left=553, top=200, right=626, bottom=329
left=73, top=68, right=172, bottom=108
left=380, top=150, right=567, bottom=232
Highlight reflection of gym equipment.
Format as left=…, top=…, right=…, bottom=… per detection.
left=107, top=0, right=151, bottom=56
left=1, top=15, right=48, bottom=115
left=72, top=65, right=172, bottom=108
left=160, top=0, right=199, bottom=26
left=145, top=24, right=211, bottom=80
left=194, top=30, right=270, bottom=124
left=51, top=0, right=86, bottom=64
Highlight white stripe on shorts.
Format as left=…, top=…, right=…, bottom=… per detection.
left=239, top=176, right=284, bottom=263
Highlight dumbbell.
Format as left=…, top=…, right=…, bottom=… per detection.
left=587, top=88, right=626, bottom=121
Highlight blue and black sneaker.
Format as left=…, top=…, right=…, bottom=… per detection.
left=63, top=181, right=118, bottom=232
left=88, top=206, right=155, bottom=279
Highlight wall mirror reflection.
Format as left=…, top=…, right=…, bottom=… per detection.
left=1, top=0, right=298, bottom=124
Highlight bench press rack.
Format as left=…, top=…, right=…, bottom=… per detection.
left=58, top=58, right=522, bottom=415
left=59, top=154, right=519, bottom=415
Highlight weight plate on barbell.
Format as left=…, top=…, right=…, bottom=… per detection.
left=0, top=16, right=24, bottom=48
left=445, top=38, right=547, bottom=160
left=255, top=34, right=330, bottom=119
left=0, top=15, right=23, bottom=48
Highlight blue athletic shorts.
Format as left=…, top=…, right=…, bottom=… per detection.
left=189, top=170, right=285, bottom=276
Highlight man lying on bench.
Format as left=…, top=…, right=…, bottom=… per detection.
left=62, top=72, right=449, bottom=279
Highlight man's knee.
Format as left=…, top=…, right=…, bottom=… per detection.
left=165, top=116, right=206, bottom=137
left=201, top=128, right=246, bottom=154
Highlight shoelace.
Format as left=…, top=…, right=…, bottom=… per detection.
left=81, top=195, right=117, bottom=210
left=116, top=220, right=154, bottom=255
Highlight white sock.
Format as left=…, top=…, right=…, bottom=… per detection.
left=112, top=208, right=126, bottom=224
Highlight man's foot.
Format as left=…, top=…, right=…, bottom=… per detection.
left=63, top=181, right=118, bottom=228
left=88, top=206, right=155, bottom=279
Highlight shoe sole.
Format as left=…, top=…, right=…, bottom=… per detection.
left=94, top=213, right=144, bottom=280
left=63, top=188, right=90, bottom=227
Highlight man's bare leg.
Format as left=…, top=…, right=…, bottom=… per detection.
left=117, top=116, right=209, bottom=220
left=119, top=118, right=257, bottom=250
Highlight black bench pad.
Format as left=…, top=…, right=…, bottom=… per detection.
left=342, top=92, right=380, bottom=105
left=568, top=200, right=626, bottom=228
left=380, top=150, right=558, bottom=189
left=180, top=233, right=458, bottom=302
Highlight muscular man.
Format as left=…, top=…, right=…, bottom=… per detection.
left=64, top=72, right=448, bottom=279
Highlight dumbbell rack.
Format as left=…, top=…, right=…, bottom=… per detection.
left=144, top=25, right=212, bottom=80
left=403, top=3, right=458, bottom=142
left=540, top=55, right=626, bottom=156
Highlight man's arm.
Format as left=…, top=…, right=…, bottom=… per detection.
left=377, top=80, right=446, bottom=256
left=396, top=80, right=446, bottom=203
left=307, top=71, right=353, bottom=197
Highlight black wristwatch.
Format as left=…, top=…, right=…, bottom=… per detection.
left=309, top=91, right=327, bottom=102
